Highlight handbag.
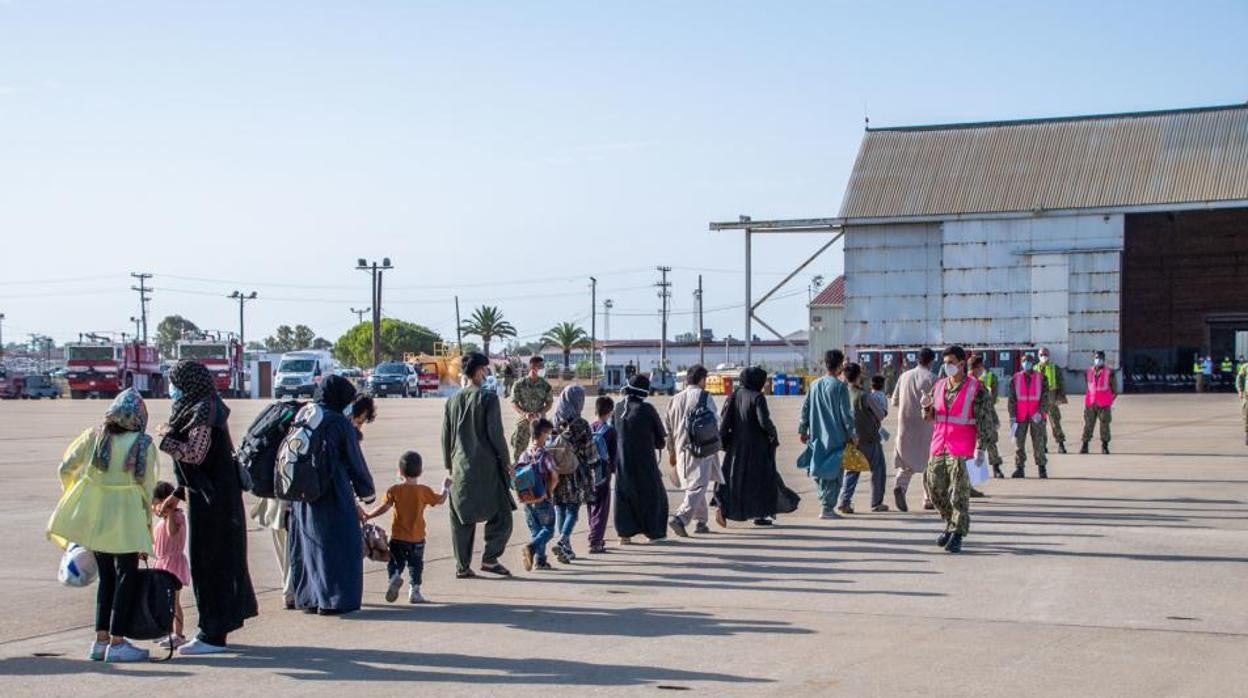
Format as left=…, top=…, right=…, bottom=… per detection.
left=842, top=442, right=871, bottom=473
left=361, top=523, right=391, bottom=562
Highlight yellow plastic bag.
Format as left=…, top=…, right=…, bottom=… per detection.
left=842, top=442, right=871, bottom=473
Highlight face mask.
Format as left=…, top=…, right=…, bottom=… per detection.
left=169, top=386, right=184, bottom=402
left=1039, top=355, right=1049, bottom=364
left=536, top=368, right=547, bottom=378
left=942, top=363, right=959, bottom=378
left=1093, top=358, right=1104, bottom=367
left=1022, top=361, right=1034, bottom=372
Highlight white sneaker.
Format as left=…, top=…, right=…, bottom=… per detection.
left=104, top=641, right=150, bottom=663
left=819, top=509, right=840, bottom=520
left=385, top=573, right=403, bottom=603
left=88, top=640, right=108, bottom=661
left=157, top=634, right=187, bottom=649
left=178, top=638, right=228, bottom=656
left=408, top=585, right=425, bottom=604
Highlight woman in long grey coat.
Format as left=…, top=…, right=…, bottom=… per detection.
left=443, top=352, right=515, bottom=578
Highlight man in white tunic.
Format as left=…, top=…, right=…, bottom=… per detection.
left=891, top=348, right=936, bottom=512
left=664, top=365, right=724, bottom=536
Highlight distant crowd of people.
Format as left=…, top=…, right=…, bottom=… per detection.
left=45, top=344, right=1131, bottom=662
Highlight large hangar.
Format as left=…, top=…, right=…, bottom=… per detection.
left=839, top=103, right=1248, bottom=391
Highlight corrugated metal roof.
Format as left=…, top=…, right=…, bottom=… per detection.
left=839, top=104, right=1248, bottom=220
left=810, top=275, right=845, bottom=307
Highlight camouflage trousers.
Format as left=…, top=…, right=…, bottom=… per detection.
left=924, top=454, right=970, bottom=535
left=1014, top=418, right=1048, bottom=468
left=1047, top=402, right=1066, bottom=445
left=1243, top=398, right=1248, bottom=437
left=1081, top=406, right=1112, bottom=444
left=977, top=408, right=1003, bottom=467
left=511, top=417, right=532, bottom=462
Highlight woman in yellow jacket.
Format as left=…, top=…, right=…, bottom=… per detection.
left=47, top=388, right=159, bottom=663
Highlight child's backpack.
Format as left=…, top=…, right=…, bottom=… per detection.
left=590, top=422, right=612, bottom=487
left=513, top=452, right=549, bottom=504
left=236, top=397, right=305, bottom=498
left=686, top=390, right=721, bottom=458
left=546, top=432, right=580, bottom=476
left=274, top=404, right=332, bottom=503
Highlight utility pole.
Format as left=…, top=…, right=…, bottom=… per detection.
left=589, top=277, right=597, bottom=383
left=129, top=316, right=142, bottom=341
left=0, top=312, right=5, bottom=359
left=696, top=274, right=705, bottom=366
left=229, top=291, right=257, bottom=346
left=356, top=258, right=393, bottom=367
left=603, top=299, right=613, bottom=380
left=130, top=273, right=152, bottom=343
left=350, top=307, right=370, bottom=325
left=454, top=295, right=463, bottom=353
left=656, top=266, right=672, bottom=372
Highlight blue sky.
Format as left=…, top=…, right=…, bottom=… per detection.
left=1, top=0, right=1245, bottom=351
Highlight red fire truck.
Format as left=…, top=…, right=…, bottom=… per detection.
left=65, top=340, right=164, bottom=399
left=176, top=338, right=245, bottom=397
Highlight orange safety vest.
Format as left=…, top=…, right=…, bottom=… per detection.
left=930, top=377, right=981, bottom=459
left=1085, top=367, right=1114, bottom=408
left=1013, top=371, right=1043, bottom=422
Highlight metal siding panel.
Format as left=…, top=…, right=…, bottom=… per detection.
left=839, top=105, right=1248, bottom=219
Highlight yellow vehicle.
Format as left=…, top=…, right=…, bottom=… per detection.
left=404, top=343, right=462, bottom=394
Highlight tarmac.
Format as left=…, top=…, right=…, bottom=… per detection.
left=0, top=393, right=1245, bottom=696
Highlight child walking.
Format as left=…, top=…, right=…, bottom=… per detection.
left=365, top=451, right=449, bottom=604
left=587, top=396, right=618, bottom=554
left=517, top=418, right=559, bottom=572
left=151, top=481, right=189, bottom=647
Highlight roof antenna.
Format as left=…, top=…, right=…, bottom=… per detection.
left=863, top=99, right=870, bottom=130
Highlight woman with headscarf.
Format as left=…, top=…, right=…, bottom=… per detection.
left=48, top=389, right=160, bottom=663
left=285, top=374, right=376, bottom=614
left=156, top=360, right=257, bottom=655
left=716, top=367, right=787, bottom=526
left=550, top=385, right=597, bottom=562
left=443, top=352, right=515, bottom=578
left=612, top=374, right=669, bottom=543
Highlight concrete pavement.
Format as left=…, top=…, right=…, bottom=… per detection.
left=0, top=393, right=1245, bottom=696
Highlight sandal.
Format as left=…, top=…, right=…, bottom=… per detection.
left=479, top=562, right=512, bottom=577
left=455, top=568, right=478, bottom=580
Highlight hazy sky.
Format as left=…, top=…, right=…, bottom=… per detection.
left=2, top=0, right=1245, bottom=351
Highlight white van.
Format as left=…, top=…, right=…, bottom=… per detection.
left=274, top=350, right=337, bottom=399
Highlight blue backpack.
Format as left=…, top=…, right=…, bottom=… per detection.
left=513, top=454, right=548, bottom=504
left=590, top=422, right=612, bottom=487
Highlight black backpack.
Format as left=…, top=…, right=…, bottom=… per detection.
left=236, top=398, right=305, bottom=498
left=128, top=567, right=182, bottom=660
left=274, top=404, right=332, bottom=503
left=686, top=389, right=721, bottom=458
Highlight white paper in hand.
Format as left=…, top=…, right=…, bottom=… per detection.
left=965, top=456, right=990, bottom=486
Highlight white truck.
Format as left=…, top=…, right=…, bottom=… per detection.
left=273, top=350, right=337, bottom=399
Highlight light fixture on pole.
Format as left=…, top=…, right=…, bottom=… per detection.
left=356, top=258, right=394, bottom=367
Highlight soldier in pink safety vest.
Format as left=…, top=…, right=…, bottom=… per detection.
left=1008, top=352, right=1051, bottom=479
left=921, top=345, right=994, bottom=554
left=1080, top=350, right=1117, bottom=454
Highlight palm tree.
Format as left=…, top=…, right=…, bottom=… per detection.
left=540, top=322, right=591, bottom=370
left=459, top=305, right=517, bottom=358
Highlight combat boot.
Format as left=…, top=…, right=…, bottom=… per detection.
left=936, top=530, right=952, bottom=547
left=1038, top=465, right=1048, bottom=479
left=1057, top=441, right=1068, bottom=454
left=992, top=465, right=1005, bottom=479
left=969, top=488, right=987, bottom=498
left=1102, top=441, right=1110, bottom=455
left=1010, top=467, right=1025, bottom=478
left=1079, top=441, right=1090, bottom=454
left=944, top=533, right=964, bottom=553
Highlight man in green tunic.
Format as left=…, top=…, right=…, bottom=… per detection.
left=510, top=356, right=554, bottom=461
left=443, top=352, right=515, bottom=578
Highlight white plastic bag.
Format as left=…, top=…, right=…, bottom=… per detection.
left=965, top=455, right=990, bottom=487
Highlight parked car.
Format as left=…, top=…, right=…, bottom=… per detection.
left=274, top=350, right=337, bottom=399
left=22, top=374, right=61, bottom=399
left=367, top=362, right=419, bottom=397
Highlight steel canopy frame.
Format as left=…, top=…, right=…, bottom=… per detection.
left=708, top=215, right=845, bottom=366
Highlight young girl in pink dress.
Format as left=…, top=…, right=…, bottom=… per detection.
left=151, top=481, right=190, bottom=647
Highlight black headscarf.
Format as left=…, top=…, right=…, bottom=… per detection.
left=168, top=360, right=228, bottom=434
left=461, top=351, right=489, bottom=380
left=625, top=374, right=651, bottom=400
left=739, top=366, right=767, bottom=392
left=315, top=374, right=357, bottom=412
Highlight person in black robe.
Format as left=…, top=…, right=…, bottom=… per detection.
left=715, top=367, right=792, bottom=525
left=288, top=375, right=376, bottom=614
left=157, top=360, right=258, bottom=656
left=612, top=374, right=669, bottom=542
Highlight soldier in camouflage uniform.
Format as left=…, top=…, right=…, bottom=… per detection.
left=921, top=346, right=994, bottom=553
left=1080, top=350, right=1117, bottom=454
left=1038, top=347, right=1068, bottom=454
left=1235, top=360, right=1247, bottom=447
left=1008, top=353, right=1051, bottom=478
left=969, top=355, right=1005, bottom=480
left=510, top=356, right=554, bottom=461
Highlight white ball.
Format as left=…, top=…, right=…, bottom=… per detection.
left=58, top=543, right=98, bottom=587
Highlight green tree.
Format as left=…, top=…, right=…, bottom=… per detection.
left=333, top=319, right=440, bottom=368
left=155, top=315, right=199, bottom=358
left=311, top=337, right=333, bottom=351
left=540, top=321, right=590, bottom=370
left=459, top=305, right=516, bottom=358
left=264, top=324, right=320, bottom=352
